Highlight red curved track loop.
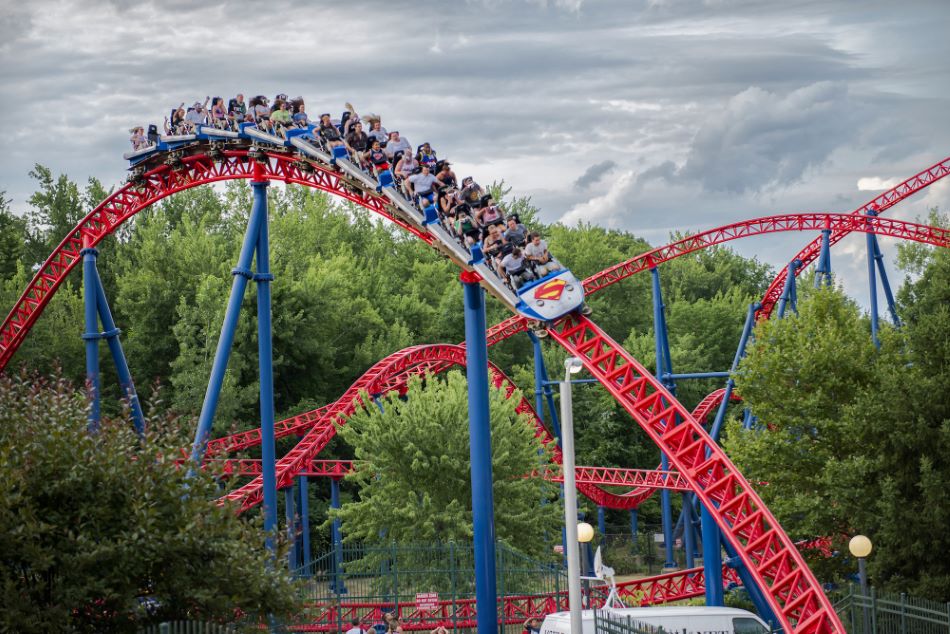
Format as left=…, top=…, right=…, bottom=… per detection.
left=547, top=313, right=842, bottom=634
left=290, top=565, right=743, bottom=632
left=539, top=465, right=690, bottom=491
left=0, top=151, right=431, bottom=371
left=218, top=343, right=662, bottom=512
left=759, top=156, right=950, bottom=319
left=484, top=192, right=950, bottom=346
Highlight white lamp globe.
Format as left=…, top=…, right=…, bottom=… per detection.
left=577, top=521, right=595, bottom=543
left=849, top=535, right=873, bottom=558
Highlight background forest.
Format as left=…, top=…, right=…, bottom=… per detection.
left=1, top=166, right=947, bottom=600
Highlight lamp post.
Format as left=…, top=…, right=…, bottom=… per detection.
left=578, top=521, right=594, bottom=608
left=849, top=535, right=873, bottom=634
left=560, top=356, right=584, bottom=634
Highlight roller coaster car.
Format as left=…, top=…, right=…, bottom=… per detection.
left=514, top=268, right=586, bottom=322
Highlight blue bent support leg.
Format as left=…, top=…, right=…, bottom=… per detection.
left=651, top=267, right=678, bottom=569
left=597, top=506, right=606, bottom=538
left=82, top=246, right=101, bottom=433
left=723, top=541, right=779, bottom=629
left=461, top=274, right=499, bottom=634
left=254, top=177, right=279, bottom=555
left=528, top=331, right=562, bottom=440
left=93, top=271, right=145, bottom=436
left=299, top=475, right=311, bottom=577
left=870, top=231, right=901, bottom=328
left=708, top=302, right=760, bottom=443
left=330, top=477, right=346, bottom=594
left=629, top=510, right=638, bottom=553
left=776, top=259, right=801, bottom=319
left=285, top=487, right=296, bottom=571
left=814, top=228, right=832, bottom=288
left=866, top=210, right=881, bottom=348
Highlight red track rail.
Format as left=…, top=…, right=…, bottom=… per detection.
left=548, top=314, right=842, bottom=633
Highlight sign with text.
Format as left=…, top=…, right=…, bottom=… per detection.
left=415, top=592, right=439, bottom=612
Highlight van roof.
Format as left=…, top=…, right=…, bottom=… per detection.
left=544, top=606, right=758, bottom=621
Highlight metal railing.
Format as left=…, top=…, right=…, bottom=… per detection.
left=832, top=585, right=950, bottom=634
left=137, top=622, right=237, bottom=634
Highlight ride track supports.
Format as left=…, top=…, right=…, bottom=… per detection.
left=460, top=271, right=499, bottom=634
left=299, top=475, right=311, bottom=577
left=630, top=510, right=638, bottom=551
left=188, top=163, right=279, bottom=555
left=598, top=506, right=606, bottom=538
left=814, top=228, right=833, bottom=288
left=682, top=493, right=696, bottom=569
left=80, top=242, right=145, bottom=436
left=865, top=209, right=901, bottom=348
left=285, top=487, right=296, bottom=571
left=330, top=477, right=346, bottom=594
left=527, top=331, right=561, bottom=440
left=777, top=259, right=802, bottom=319
left=650, top=267, right=677, bottom=569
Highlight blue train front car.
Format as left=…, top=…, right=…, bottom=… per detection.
left=515, top=269, right=585, bottom=322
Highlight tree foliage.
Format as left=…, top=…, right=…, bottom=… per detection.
left=0, top=372, right=301, bottom=633
left=332, top=371, right=562, bottom=561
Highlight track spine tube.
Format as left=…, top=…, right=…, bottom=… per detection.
left=82, top=245, right=100, bottom=433
left=93, top=269, right=145, bottom=436
left=651, top=267, right=677, bottom=569
left=251, top=174, right=280, bottom=558
left=462, top=277, right=498, bottom=634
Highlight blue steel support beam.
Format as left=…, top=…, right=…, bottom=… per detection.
left=330, top=477, right=346, bottom=594
left=701, top=504, right=724, bottom=607
left=682, top=493, right=695, bottom=569
left=870, top=233, right=901, bottom=328
left=866, top=210, right=881, bottom=348
left=776, top=260, right=801, bottom=319
left=92, top=272, right=145, bottom=436
left=708, top=302, right=760, bottom=443
left=461, top=274, right=498, bottom=634
left=723, top=542, right=779, bottom=629
left=651, top=267, right=677, bottom=569
left=597, top=506, right=606, bottom=538
left=253, top=177, right=279, bottom=554
left=299, top=475, right=311, bottom=577
left=82, top=246, right=101, bottom=433
left=664, top=371, right=731, bottom=381
left=189, top=184, right=266, bottom=463
left=814, top=228, right=832, bottom=288
left=629, top=510, right=638, bottom=552
left=528, top=332, right=562, bottom=441
left=285, top=486, right=296, bottom=571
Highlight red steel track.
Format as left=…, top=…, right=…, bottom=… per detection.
left=5, top=147, right=947, bottom=633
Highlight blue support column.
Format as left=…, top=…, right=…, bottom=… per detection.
left=189, top=182, right=267, bottom=463
left=870, top=232, right=901, bottom=328
left=330, top=477, right=346, bottom=594
left=776, top=260, right=801, bottom=319
left=597, top=506, right=606, bottom=538
left=682, top=493, right=695, bottom=568
left=285, top=486, right=296, bottom=571
left=93, top=273, right=145, bottom=436
left=708, top=302, right=760, bottom=443
left=629, top=510, right=638, bottom=552
left=299, top=475, right=311, bottom=577
left=461, top=273, right=498, bottom=634
left=253, top=177, right=279, bottom=554
left=722, top=541, right=779, bottom=628
left=866, top=210, right=881, bottom=348
left=82, top=246, right=101, bottom=433
left=701, top=504, right=724, bottom=606
left=814, top=228, right=832, bottom=288
left=651, top=267, right=677, bottom=569
left=528, top=331, right=561, bottom=441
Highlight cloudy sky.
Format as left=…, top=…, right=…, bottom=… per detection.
left=2, top=0, right=949, bottom=303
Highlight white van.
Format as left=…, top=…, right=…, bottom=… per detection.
left=540, top=606, right=771, bottom=634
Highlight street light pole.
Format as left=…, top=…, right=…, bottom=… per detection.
left=849, top=535, right=873, bottom=634
left=560, top=357, right=584, bottom=634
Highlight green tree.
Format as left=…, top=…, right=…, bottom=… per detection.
left=0, top=372, right=301, bottom=633
left=332, top=371, right=562, bottom=561
left=0, top=192, right=26, bottom=281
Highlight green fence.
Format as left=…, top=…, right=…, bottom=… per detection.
left=593, top=609, right=668, bottom=634
left=137, top=622, right=237, bottom=634
left=833, top=585, right=950, bottom=634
